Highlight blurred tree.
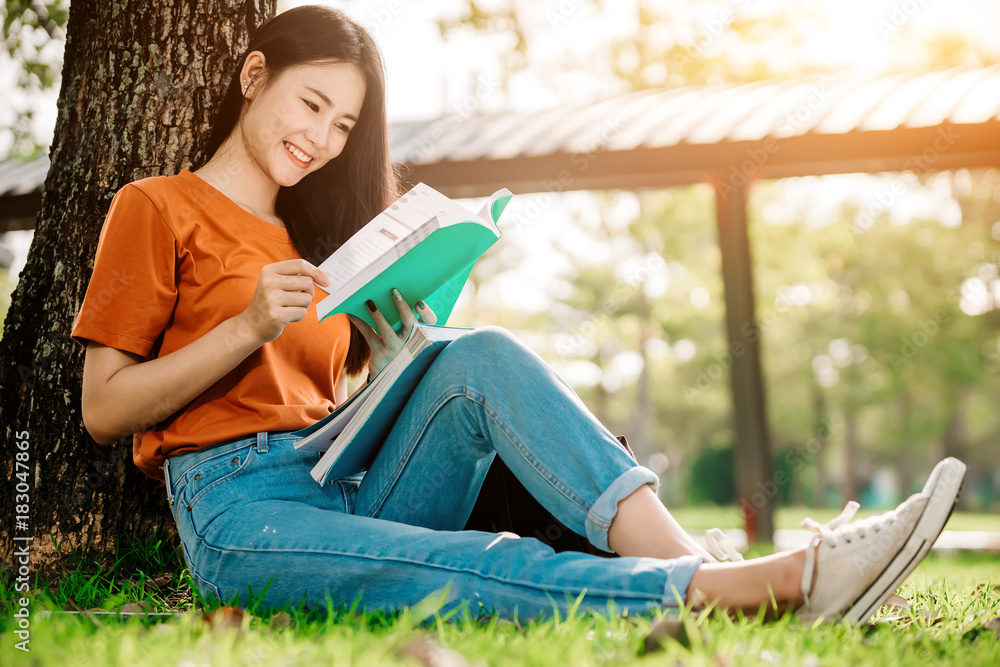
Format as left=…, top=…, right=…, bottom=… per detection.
left=1, top=0, right=69, bottom=156
left=443, top=1, right=1000, bottom=516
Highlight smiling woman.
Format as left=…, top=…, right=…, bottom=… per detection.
left=68, top=4, right=964, bottom=628
left=213, top=60, right=365, bottom=186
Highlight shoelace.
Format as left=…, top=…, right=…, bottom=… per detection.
left=704, top=528, right=744, bottom=562
left=799, top=500, right=865, bottom=607
left=801, top=500, right=884, bottom=549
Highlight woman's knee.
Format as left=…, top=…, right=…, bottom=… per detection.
left=433, top=326, right=533, bottom=382
left=447, top=326, right=531, bottom=364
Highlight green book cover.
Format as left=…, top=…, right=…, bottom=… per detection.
left=315, top=183, right=512, bottom=331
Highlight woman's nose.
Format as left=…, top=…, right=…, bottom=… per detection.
left=304, top=122, right=331, bottom=155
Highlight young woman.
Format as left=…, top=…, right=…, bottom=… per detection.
left=71, top=5, right=962, bottom=623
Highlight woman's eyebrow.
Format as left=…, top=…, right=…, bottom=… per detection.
left=305, top=86, right=359, bottom=121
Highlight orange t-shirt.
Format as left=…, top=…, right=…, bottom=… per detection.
left=71, top=168, right=352, bottom=481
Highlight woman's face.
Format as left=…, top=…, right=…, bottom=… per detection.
left=240, top=60, right=366, bottom=187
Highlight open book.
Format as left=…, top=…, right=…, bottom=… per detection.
left=291, top=324, right=472, bottom=484
left=316, top=182, right=512, bottom=332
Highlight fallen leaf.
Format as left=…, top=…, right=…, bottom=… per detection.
left=203, top=606, right=246, bottom=633
left=268, top=611, right=293, bottom=630
left=879, top=594, right=910, bottom=610
left=119, top=601, right=149, bottom=614
left=873, top=608, right=946, bottom=626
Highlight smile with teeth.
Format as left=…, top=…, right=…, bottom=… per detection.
left=283, top=141, right=313, bottom=164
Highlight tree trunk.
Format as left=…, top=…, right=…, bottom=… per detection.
left=941, top=392, right=968, bottom=509
left=714, top=177, right=775, bottom=543
left=633, top=290, right=652, bottom=464
left=941, top=393, right=966, bottom=461
left=841, top=408, right=858, bottom=503
left=812, top=384, right=829, bottom=507
left=896, top=391, right=915, bottom=497
left=0, top=0, right=275, bottom=579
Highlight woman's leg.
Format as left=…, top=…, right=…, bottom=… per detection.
left=163, top=432, right=706, bottom=620
left=354, top=326, right=711, bottom=561
left=164, top=431, right=937, bottom=621
left=608, top=485, right=717, bottom=559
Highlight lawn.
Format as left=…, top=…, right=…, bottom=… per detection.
left=2, top=526, right=999, bottom=666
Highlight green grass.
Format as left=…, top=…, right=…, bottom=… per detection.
left=2, top=534, right=999, bottom=666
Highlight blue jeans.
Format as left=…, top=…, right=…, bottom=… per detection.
left=162, top=326, right=705, bottom=620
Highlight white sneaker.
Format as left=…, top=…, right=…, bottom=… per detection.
left=796, top=457, right=966, bottom=624
left=840, top=456, right=966, bottom=623
left=796, top=494, right=926, bottom=622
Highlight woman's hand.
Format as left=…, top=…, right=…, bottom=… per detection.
left=348, top=288, right=437, bottom=378
left=238, top=259, right=330, bottom=345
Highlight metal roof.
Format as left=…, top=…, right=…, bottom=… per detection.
left=3, top=64, right=1000, bottom=222
left=399, top=64, right=1000, bottom=196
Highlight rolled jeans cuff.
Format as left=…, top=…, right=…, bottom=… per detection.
left=585, top=465, right=661, bottom=553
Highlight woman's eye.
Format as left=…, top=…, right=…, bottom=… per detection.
left=303, top=99, right=319, bottom=112
left=337, top=123, right=352, bottom=133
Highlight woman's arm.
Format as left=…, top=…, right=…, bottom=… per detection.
left=81, top=258, right=330, bottom=445
left=81, top=315, right=265, bottom=445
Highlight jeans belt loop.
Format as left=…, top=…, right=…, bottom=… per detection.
left=256, top=431, right=269, bottom=453
left=162, top=459, right=174, bottom=509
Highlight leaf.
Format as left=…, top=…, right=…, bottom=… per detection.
left=118, top=601, right=149, bottom=614
left=203, top=606, right=246, bottom=633
left=879, top=594, right=910, bottom=610
left=875, top=609, right=945, bottom=625
left=268, top=611, right=293, bottom=630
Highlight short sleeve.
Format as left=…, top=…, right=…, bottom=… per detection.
left=70, top=184, right=179, bottom=357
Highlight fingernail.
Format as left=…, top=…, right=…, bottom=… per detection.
left=416, top=300, right=427, bottom=309
left=392, top=288, right=403, bottom=302
left=366, top=299, right=376, bottom=312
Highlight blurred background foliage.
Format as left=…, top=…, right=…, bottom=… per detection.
left=2, top=0, right=998, bottom=512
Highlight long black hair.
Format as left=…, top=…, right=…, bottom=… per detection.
left=203, top=4, right=400, bottom=376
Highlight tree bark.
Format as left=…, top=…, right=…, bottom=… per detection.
left=0, top=0, right=275, bottom=579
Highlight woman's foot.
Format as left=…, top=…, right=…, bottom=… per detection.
left=795, top=457, right=966, bottom=623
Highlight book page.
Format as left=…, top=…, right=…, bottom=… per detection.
left=318, top=183, right=478, bottom=289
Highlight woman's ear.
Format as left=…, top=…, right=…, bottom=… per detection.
left=241, top=51, right=267, bottom=97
